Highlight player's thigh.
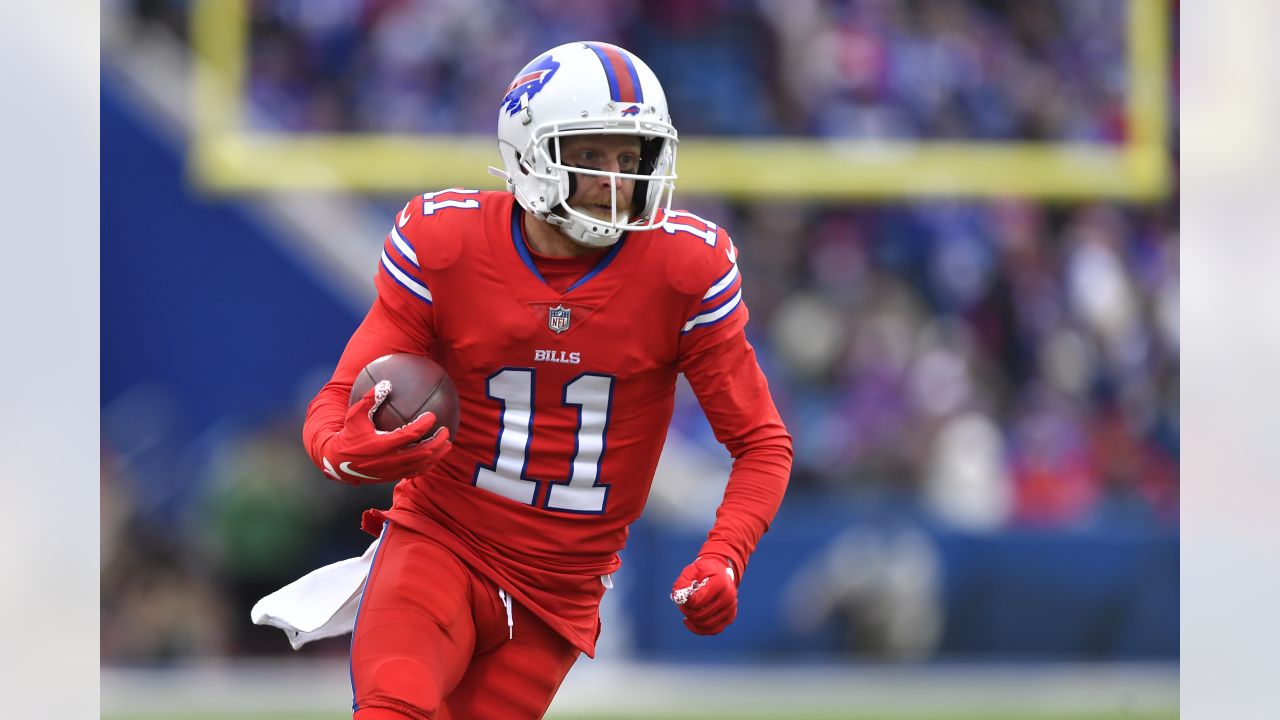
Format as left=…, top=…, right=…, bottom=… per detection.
left=351, top=523, right=477, bottom=718
left=443, top=601, right=581, bottom=720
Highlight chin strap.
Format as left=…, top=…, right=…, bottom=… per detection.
left=555, top=208, right=627, bottom=248
left=488, top=165, right=515, bottom=193
left=501, top=164, right=627, bottom=248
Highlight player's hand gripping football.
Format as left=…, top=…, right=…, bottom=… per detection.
left=670, top=555, right=738, bottom=635
left=321, top=380, right=451, bottom=484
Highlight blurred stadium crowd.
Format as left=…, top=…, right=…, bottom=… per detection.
left=104, top=0, right=1178, bottom=661
left=134, top=0, right=1133, bottom=140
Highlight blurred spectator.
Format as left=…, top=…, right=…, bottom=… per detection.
left=102, top=443, right=234, bottom=660
left=782, top=526, right=944, bottom=660
left=923, top=411, right=1011, bottom=530
left=200, top=0, right=1133, bottom=141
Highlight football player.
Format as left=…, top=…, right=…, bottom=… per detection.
left=303, top=41, right=792, bottom=719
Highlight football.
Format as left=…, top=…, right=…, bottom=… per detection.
left=349, top=353, right=460, bottom=438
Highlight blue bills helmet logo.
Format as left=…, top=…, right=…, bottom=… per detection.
left=503, top=54, right=560, bottom=116
left=620, top=105, right=641, bottom=116
left=548, top=305, right=572, bottom=334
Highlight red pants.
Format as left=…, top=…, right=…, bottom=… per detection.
left=350, top=522, right=581, bottom=719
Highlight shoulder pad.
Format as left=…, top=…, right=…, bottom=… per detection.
left=659, top=210, right=739, bottom=297
left=395, top=188, right=486, bottom=270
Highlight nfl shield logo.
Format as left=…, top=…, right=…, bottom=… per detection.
left=548, top=305, right=572, bottom=334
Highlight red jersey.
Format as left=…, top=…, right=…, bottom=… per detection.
left=304, top=190, right=791, bottom=656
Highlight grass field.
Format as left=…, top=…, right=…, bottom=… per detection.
left=102, top=660, right=1178, bottom=720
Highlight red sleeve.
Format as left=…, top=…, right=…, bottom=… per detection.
left=669, top=220, right=790, bottom=579
left=302, top=208, right=438, bottom=479
left=673, top=226, right=746, bottom=350
left=677, top=326, right=793, bottom=581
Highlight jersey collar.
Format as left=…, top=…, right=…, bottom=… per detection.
left=510, top=203, right=627, bottom=294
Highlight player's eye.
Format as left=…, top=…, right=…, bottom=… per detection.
left=619, top=154, right=639, bottom=172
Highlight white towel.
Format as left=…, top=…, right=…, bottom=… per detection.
left=250, top=537, right=380, bottom=650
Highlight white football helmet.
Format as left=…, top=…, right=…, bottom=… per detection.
left=495, top=41, right=678, bottom=248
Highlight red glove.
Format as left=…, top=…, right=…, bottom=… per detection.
left=318, top=380, right=451, bottom=484
left=670, top=555, right=738, bottom=636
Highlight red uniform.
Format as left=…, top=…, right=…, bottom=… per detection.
left=304, top=190, right=791, bottom=718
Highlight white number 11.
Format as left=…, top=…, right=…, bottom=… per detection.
left=473, top=369, right=615, bottom=514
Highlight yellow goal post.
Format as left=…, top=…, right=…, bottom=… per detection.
left=189, top=0, right=1170, bottom=200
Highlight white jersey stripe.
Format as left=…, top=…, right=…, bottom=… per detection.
left=702, top=263, right=739, bottom=300
left=381, top=251, right=432, bottom=303
left=682, top=288, right=742, bottom=333
left=390, top=226, right=419, bottom=268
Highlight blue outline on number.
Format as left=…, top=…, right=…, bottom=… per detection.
left=421, top=189, right=481, bottom=216
left=660, top=211, right=717, bottom=246
left=473, top=368, right=615, bottom=514
left=543, top=372, right=615, bottom=515
left=471, top=367, right=541, bottom=505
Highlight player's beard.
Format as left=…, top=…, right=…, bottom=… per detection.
left=583, top=206, right=629, bottom=224
left=582, top=182, right=634, bottom=221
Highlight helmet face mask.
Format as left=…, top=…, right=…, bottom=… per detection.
left=497, top=42, right=679, bottom=248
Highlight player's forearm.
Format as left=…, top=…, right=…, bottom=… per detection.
left=680, top=331, right=793, bottom=577
left=698, top=434, right=792, bottom=578
left=301, top=335, right=380, bottom=480
left=302, top=382, right=354, bottom=477
left=302, top=294, right=434, bottom=481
